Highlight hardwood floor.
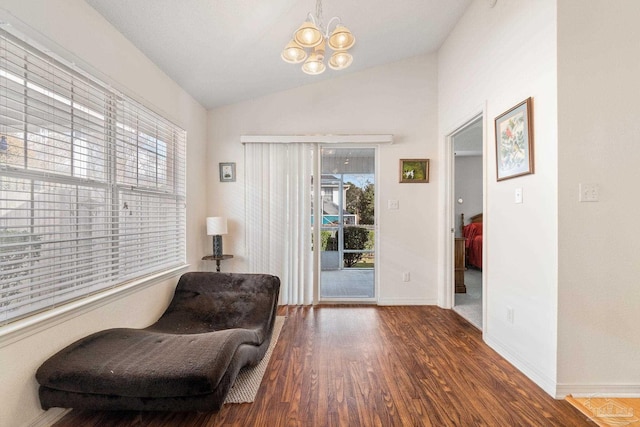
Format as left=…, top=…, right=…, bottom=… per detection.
left=54, top=306, right=592, bottom=426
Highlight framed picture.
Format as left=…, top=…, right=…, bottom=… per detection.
left=495, top=97, right=534, bottom=181
left=399, top=159, right=429, bottom=183
left=219, top=162, right=236, bottom=182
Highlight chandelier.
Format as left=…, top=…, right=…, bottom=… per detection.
left=281, top=0, right=355, bottom=75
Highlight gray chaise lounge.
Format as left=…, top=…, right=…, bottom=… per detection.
left=36, top=272, right=280, bottom=412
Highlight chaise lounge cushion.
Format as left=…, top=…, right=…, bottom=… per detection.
left=35, top=272, right=280, bottom=411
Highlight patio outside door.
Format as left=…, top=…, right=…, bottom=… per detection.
left=319, top=147, right=375, bottom=300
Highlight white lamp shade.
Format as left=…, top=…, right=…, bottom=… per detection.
left=328, top=50, right=353, bottom=70
left=302, top=42, right=326, bottom=75
left=302, top=54, right=326, bottom=75
left=206, top=217, right=228, bottom=235
left=328, top=25, right=355, bottom=51
left=294, top=21, right=323, bottom=48
left=281, top=39, right=307, bottom=64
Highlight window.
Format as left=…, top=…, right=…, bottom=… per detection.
left=0, top=30, right=186, bottom=325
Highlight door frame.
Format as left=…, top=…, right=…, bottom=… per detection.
left=442, top=106, right=487, bottom=334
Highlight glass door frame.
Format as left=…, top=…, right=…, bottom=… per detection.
left=315, top=144, right=378, bottom=304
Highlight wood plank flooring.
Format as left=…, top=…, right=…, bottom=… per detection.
left=53, top=306, right=592, bottom=426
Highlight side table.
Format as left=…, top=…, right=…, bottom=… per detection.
left=202, top=254, right=234, bottom=272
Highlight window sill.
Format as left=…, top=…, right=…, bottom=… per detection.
left=0, top=264, right=190, bottom=349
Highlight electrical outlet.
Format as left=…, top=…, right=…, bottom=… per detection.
left=402, top=272, right=410, bottom=282
left=579, top=183, right=599, bottom=202
left=506, top=306, right=514, bottom=324
left=388, top=199, right=399, bottom=210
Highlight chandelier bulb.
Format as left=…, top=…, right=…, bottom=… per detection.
left=281, top=40, right=307, bottom=64
left=328, top=25, right=355, bottom=51
left=302, top=53, right=326, bottom=75
left=294, top=21, right=323, bottom=48
left=328, top=50, right=353, bottom=70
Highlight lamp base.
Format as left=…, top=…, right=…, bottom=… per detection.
left=213, top=235, right=223, bottom=258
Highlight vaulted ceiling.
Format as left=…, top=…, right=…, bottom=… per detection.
left=85, top=0, right=471, bottom=109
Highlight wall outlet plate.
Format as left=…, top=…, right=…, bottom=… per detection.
left=579, top=183, right=599, bottom=202
left=506, top=306, right=514, bottom=323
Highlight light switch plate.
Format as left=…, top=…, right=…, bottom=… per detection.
left=514, top=188, right=523, bottom=204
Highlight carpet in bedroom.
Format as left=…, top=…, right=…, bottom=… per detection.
left=453, top=269, right=482, bottom=330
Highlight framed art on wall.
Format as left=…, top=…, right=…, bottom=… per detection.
left=399, top=159, right=429, bottom=183
left=495, top=97, right=534, bottom=181
left=219, top=162, right=236, bottom=182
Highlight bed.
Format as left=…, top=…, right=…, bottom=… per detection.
left=461, top=213, right=483, bottom=270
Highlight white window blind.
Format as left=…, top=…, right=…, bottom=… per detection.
left=0, top=30, right=186, bottom=325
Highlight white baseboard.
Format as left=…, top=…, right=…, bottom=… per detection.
left=556, top=384, right=640, bottom=399
left=484, top=333, right=557, bottom=398
left=27, top=408, right=70, bottom=427
left=377, top=298, right=437, bottom=306
left=477, top=334, right=640, bottom=400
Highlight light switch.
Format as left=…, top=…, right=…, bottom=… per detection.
left=388, top=199, right=399, bottom=210
left=514, top=188, right=523, bottom=204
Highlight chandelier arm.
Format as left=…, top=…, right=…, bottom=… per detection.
left=324, top=16, right=342, bottom=38
left=307, top=12, right=316, bottom=26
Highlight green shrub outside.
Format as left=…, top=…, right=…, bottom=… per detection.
left=343, top=226, right=369, bottom=267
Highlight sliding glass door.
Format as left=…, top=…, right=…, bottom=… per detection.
left=318, top=147, right=375, bottom=300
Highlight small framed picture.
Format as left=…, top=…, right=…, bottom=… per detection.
left=399, top=159, right=429, bottom=183
left=219, top=162, right=236, bottom=182
left=495, top=97, right=534, bottom=181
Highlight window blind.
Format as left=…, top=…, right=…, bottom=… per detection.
left=0, top=29, right=186, bottom=325
left=245, top=143, right=314, bottom=305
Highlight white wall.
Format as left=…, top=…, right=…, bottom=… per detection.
left=208, top=54, right=439, bottom=305
left=0, top=1, right=208, bottom=426
left=556, top=0, right=640, bottom=396
left=454, top=155, right=482, bottom=237
left=438, top=0, right=559, bottom=394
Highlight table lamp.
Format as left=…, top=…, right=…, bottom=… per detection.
left=206, top=217, right=227, bottom=257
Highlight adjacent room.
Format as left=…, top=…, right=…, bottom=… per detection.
left=1, top=1, right=639, bottom=426
left=452, top=117, right=483, bottom=330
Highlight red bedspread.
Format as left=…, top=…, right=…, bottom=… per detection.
left=462, top=222, right=483, bottom=269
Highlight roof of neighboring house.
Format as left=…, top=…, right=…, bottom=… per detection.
left=312, top=199, right=353, bottom=216
left=322, top=200, right=351, bottom=216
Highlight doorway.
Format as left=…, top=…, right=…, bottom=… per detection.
left=451, top=117, right=483, bottom=329
left=318, top=147, right=376, bottom=301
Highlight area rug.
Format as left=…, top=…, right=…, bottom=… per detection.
left=566, top=395, right=640, bottom=427
left=224, top=316, right=285, bottom=404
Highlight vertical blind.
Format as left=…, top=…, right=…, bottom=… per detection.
left=245, top=143, right=314, bottom=305
left=0, top=29, right=186, bottom=325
